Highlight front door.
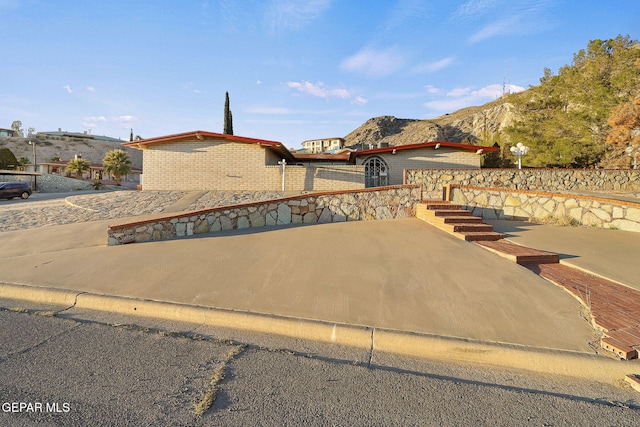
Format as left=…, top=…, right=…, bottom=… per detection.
left=364, top=156, right=389, bottom=188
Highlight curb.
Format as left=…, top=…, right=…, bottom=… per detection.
left=0, top=282, right=635, bottom=385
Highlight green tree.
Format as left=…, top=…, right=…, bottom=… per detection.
left=224, top=91, right=233, bottom=135
left=0, top=147, right=18, bottom=169
left=66, top=158, right=91, bottom=179
left=17, top=157, right=30, bottom=171
left=505, top=35, right=640, bottom=167
left=102, top=149, right=132, bottom=185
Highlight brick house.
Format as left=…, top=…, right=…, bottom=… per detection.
left=123, top=130, right=497, bottom=191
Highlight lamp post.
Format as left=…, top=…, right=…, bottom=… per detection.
left=278, top=159, right=286, bottom=192
left=28, top=140, right=37, bottom=191
left=625, top=144, right=639, bottom=170
left=510, top=142, right=529, bottom=170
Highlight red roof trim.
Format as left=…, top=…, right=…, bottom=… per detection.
left=347, top=141, right=498, bottom=162
left=122, top=130, right=283, bottom=147
left=293, top=153, right=351, bottom=161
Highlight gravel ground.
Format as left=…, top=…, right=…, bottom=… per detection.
left=0, top=190, right=287, bottom=232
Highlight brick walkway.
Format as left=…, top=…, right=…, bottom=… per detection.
left=526, top=263, right=640, bottom=360
left=416, top=201, right=640, bottom=360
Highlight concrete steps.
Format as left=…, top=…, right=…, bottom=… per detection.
left=416, top=201, right=505, bottom=242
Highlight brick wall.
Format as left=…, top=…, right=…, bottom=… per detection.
left=140, top=138, right=365, bottom=191
left=141, top=139, right=279, bottom=190
left=359, top=148, right=480, bottom=186
left=266, top=165, right=365, bottom=191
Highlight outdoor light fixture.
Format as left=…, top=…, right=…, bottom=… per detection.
left=28, top=140, right=37, bottom=191
left=434, top=143, right=441, bottom=149
left=476, top=149, right=484, bottom=154
left=510, top=142, right=529, bottom=170
left=278, top=159, right=286, bottom=191
left=625, top=144, right=639, bottom=170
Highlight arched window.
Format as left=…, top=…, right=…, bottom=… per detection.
left=363, top=156, right=389, bottom=188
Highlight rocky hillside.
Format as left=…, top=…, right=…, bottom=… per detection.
left=0, top=135, right=142, bottom=169
left=343, top=98, right=518, bottom=148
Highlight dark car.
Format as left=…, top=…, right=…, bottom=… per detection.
left=0, top=182, right=32, bottom=199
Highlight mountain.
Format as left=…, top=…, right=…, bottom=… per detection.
left=343, top=98, right=517, bottom=149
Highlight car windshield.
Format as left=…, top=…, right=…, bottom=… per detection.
left=0, top=183, right=6, bottom=189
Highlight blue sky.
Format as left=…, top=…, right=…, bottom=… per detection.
left=1, top=0, right=638, bottom=148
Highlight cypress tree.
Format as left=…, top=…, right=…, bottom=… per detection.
left=224, top=92, right=234, bottom=135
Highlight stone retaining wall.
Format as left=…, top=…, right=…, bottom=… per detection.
left=2, top=173, right=93, bottom=192
left=450, top=185, right=640, bottom=233
left=406, top=168, right=640, bottom=199
left=107, top=185, right=422, bottom=245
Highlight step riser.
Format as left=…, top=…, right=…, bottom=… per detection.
left=434, top=211, right=473, bottom=217
left=416, top=206, right=471, bottom=215
left=460, top=233, right=505, bottom=241
left=449, top=225, right=494, bottom=233
left=516, top=256, right=560, bottom=265
left=442, top=217, right=482, bottom=224
left=425, top=204, right=464, bottom=210
left=415, top=202, right=504, bottom=242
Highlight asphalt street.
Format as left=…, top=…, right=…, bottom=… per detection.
left=1, top=308, right=638, bottom=426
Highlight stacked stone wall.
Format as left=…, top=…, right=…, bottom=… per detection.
left=406, top=168, right=640, bottom=199
left=2, top=173, right=93, bottom=192
left=108, top=185, right=421, bottom=245
left=450, top=185, right=640, bottom=233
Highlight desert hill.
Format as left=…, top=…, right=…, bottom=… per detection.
left=343, top=98, right=517, bottom=149
left=0, top=134, right=142, bottom=169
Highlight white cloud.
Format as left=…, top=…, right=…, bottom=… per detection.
left=82, top=115, right=137, bottom=129
left=461, top=0, right=557, bottom=43
left=453, top=0, right=497, bottom=20
left=424, top=85, right=440, bottom=94
left=266, top=0, right=332, bottom=33
left=447, top=87, right=471, bottom=97
left=84, top=116, right=107, bottom=123
left=411, top=57, right=454, bottom=74
left=468, top=16, right=519, bottom=43
left=351, top=96, right=368, bottom=105
left=287, top=81, right=351, bottom=99
left=424, top=98, right=471, bottom=112
left=424, top=82, right=525, bottom=113
left=470, top=83, right=525, bottom=97
left=340, top=47, right=406, bottom=78
left=86, top=86, right=96, bottom=92
left=63, top=85, right=72, bottom=94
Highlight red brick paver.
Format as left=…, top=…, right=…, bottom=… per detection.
left=525, top=263, right=640, bottom=360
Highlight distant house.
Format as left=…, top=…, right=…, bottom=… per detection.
left=123, top=130, right=497, bottom=191
left=300, top=137, right=345, bottom=154
left=0, top=128, right=17, bottom=137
